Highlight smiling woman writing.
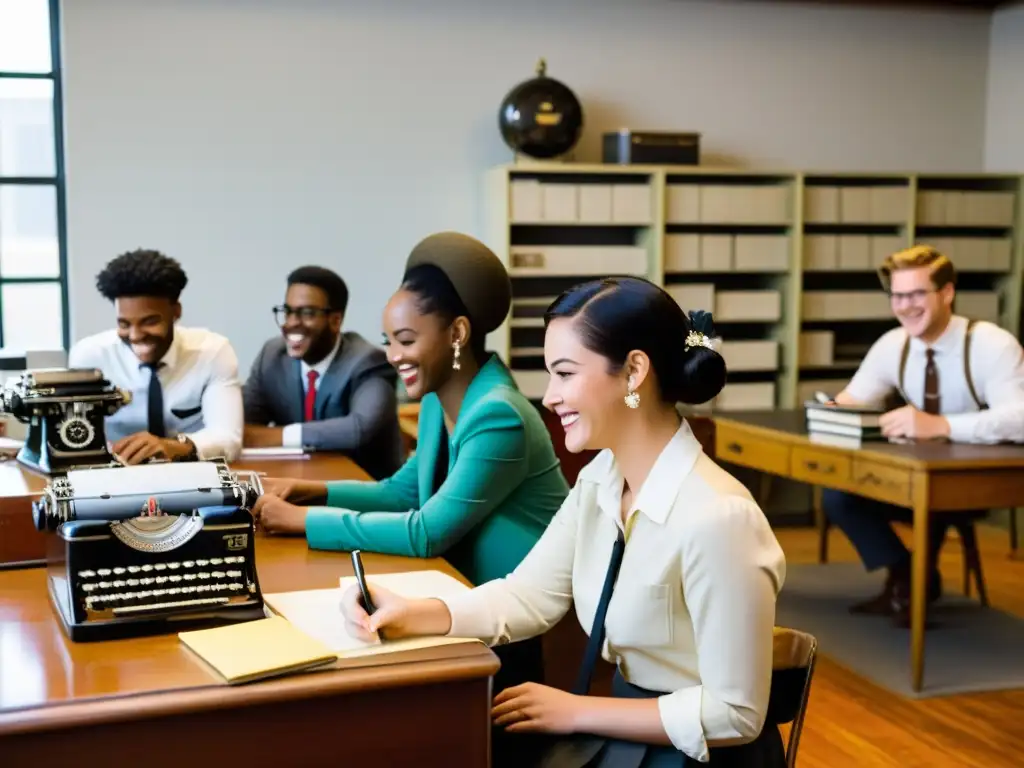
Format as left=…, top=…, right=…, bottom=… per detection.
left=341, top=276, right=788, bottom=767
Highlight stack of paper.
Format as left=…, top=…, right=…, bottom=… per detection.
left=179, top=616, right=338, bottom=684
left=238, top=446, right=310, bottom=460
left=263, top=570, right=479, bottom=658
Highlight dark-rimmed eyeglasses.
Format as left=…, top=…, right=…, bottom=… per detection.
left=888, top=289, right=936, bottom=305
left=273, top=304, right=334, bottom=324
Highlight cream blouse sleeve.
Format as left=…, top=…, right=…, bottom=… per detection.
left=439, top=482, right=584, bottom=646
left=657, top=494, right=787, bottom=760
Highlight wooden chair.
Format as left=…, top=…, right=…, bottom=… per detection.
left=814, top=491, right=990, bottom=607
left=770, top=627, right=818, bottom=767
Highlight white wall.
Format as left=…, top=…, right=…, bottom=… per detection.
left=60, top=0, right=992, bottom=372
left=985, top=2, right=1024, bottom=172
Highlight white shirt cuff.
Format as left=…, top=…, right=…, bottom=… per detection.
left=657, top=687, right=709, bottom=763
left=439, top=589, right=507, bottom=645
left=281, top=423, right=303, bottom=447
left=185, top=432, right=210, bottom=460
left=944, top=413, right=975, bottom=443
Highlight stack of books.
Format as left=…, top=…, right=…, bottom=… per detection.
left=804, top=401, right=884, bottom=447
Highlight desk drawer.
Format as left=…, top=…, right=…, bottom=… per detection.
left=850, top=459, right=911, bottom=507
left=716, top=425, right=790, bottom=475
left=791, top=446, right=851, bottom=485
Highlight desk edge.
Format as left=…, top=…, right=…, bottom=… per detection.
left=0, top=646, right=499, bottom=737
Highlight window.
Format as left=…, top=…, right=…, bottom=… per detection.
left=0, top=0, right=67, bottom=353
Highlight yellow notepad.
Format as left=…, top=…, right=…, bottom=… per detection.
left=179, top=616, right=338, bottom=684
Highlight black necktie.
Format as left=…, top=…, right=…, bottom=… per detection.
left=923, top=348, right=940, bottom=415
left=573, top=529, right=626, bottom=695
left=145, top=363, right=166, bottom=437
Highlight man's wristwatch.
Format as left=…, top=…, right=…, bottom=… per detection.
left=175, top=433, right=199, bottom=461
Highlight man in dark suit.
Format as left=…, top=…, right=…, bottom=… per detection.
left=242, top=266, right=403, bottom=480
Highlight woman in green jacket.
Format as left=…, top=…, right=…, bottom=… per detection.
left=254, top=233, right=568, bottom=764
left=253, top=232, right=569, bottom=583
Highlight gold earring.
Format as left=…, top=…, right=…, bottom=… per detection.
left=452, top=341, right=461, bottom=371
left=624, top=379, right=639, bottom=409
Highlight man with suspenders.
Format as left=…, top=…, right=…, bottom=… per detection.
left=823, top=245, right=1024, bottom=626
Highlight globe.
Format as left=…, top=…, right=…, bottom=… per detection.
left=498, top=59, right=584, bottom=160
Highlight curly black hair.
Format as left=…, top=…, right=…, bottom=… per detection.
left=95, top=249, right=188, bottom=302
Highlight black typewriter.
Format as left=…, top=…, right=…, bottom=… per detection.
left=33, top=458, right=267, bottom=642
left=0, top=367, right=131, bottom=474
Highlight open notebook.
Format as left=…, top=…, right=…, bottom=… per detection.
left=178, top=615, right=338, bottom=684
left=263, top=570, right=482, bottom=658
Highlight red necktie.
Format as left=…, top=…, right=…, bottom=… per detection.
left=304, top=370, right=319, bottom=421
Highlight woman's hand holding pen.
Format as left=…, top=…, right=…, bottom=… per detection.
left=340, top=583, right=453, bottom=641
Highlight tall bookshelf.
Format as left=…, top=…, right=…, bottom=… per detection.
left=482, top=162, right=1024, bottom=410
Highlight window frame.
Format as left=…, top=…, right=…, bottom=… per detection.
left=0, top=0, right=69, bottom=351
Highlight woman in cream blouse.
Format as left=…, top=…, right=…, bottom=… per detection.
left=341, top=276, right=788, bottom=767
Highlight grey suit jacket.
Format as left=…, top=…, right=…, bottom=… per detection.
left=242, top=332, right=403, bottom=480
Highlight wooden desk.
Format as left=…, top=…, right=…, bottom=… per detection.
left=0, top=535, right=499, bottom=767
left=0, top=452, right=364, bottom=568
left=713, top=410, right=1024, bottom=693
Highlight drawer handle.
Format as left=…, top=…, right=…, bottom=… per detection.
left=804, top=460, right=835, bottom=474
left=859, top=472, right=883, bottom=486
left=726, top=442, right=743, bottom=454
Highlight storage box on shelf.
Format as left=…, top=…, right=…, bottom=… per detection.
left=797, top=174, right=913, bottom=400
left=483, top=164, right=661, bottom=402
left=663, top=171, right=795, bottom=412
left=912, top=175, right=1021, bottom=332
left=482, top=163, right=1024, bottom=410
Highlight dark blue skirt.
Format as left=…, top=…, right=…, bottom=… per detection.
left=529, top=671, right=787, bottom=768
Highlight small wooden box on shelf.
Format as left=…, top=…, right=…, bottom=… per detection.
left=482, top=163, right=1024, bottom=411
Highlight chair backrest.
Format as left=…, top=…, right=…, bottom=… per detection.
left=768, top=627, right=818, bottom=768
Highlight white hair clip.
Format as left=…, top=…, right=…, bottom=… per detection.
left=685, top=330, right=714, bottom=351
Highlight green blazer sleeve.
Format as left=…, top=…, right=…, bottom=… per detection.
left=311, top=452, right=421, bottom=514
left=304, top=400, right=528, bottom=558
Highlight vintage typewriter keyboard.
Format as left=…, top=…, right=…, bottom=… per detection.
left=76, top=556, right=254, bottom=617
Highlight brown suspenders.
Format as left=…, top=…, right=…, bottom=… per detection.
left=898, top=319, right=985, bottom=410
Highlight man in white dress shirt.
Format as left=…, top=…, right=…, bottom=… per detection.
left=68, top=249, right=244, bottom=464
left=825, top=245, right=1024, bottom=624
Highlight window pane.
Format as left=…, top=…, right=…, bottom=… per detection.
left=1, top=281, right=63, bottom=351
left=0, top=79, right=56, bottom=177
left=0, top=0, right=52, bottom=73
left=0, top=185, right=59, bottom=278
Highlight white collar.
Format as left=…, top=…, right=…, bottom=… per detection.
left=577, top=420, right=702, bottom=528
left=300, top=333, right=342, bottom=378
left=908, top=314, right=966, bottom=356
left=131, top=326, right=181, bottom=371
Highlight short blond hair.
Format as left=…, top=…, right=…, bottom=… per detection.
left=878, top=245, right=956, bottom=292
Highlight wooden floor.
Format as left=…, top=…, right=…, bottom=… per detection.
left=777, top=523, right=1024, bottom=768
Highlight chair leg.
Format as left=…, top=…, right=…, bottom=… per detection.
left=958, top=523, right=989, bottom=608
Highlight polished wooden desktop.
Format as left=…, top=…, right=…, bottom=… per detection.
left=713, top=409, right=1024, bottom=693
left=0, top=453, right=500, bottom=767
left=0, top=452, right=366, bottom=569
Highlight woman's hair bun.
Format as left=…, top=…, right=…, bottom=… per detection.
left=544, top=276, right=728, bottom=406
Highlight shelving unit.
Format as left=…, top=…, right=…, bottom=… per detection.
left=482, top=162, right=1024, bottom=411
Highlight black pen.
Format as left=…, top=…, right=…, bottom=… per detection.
left=350, top=549, right=376, bottom=616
